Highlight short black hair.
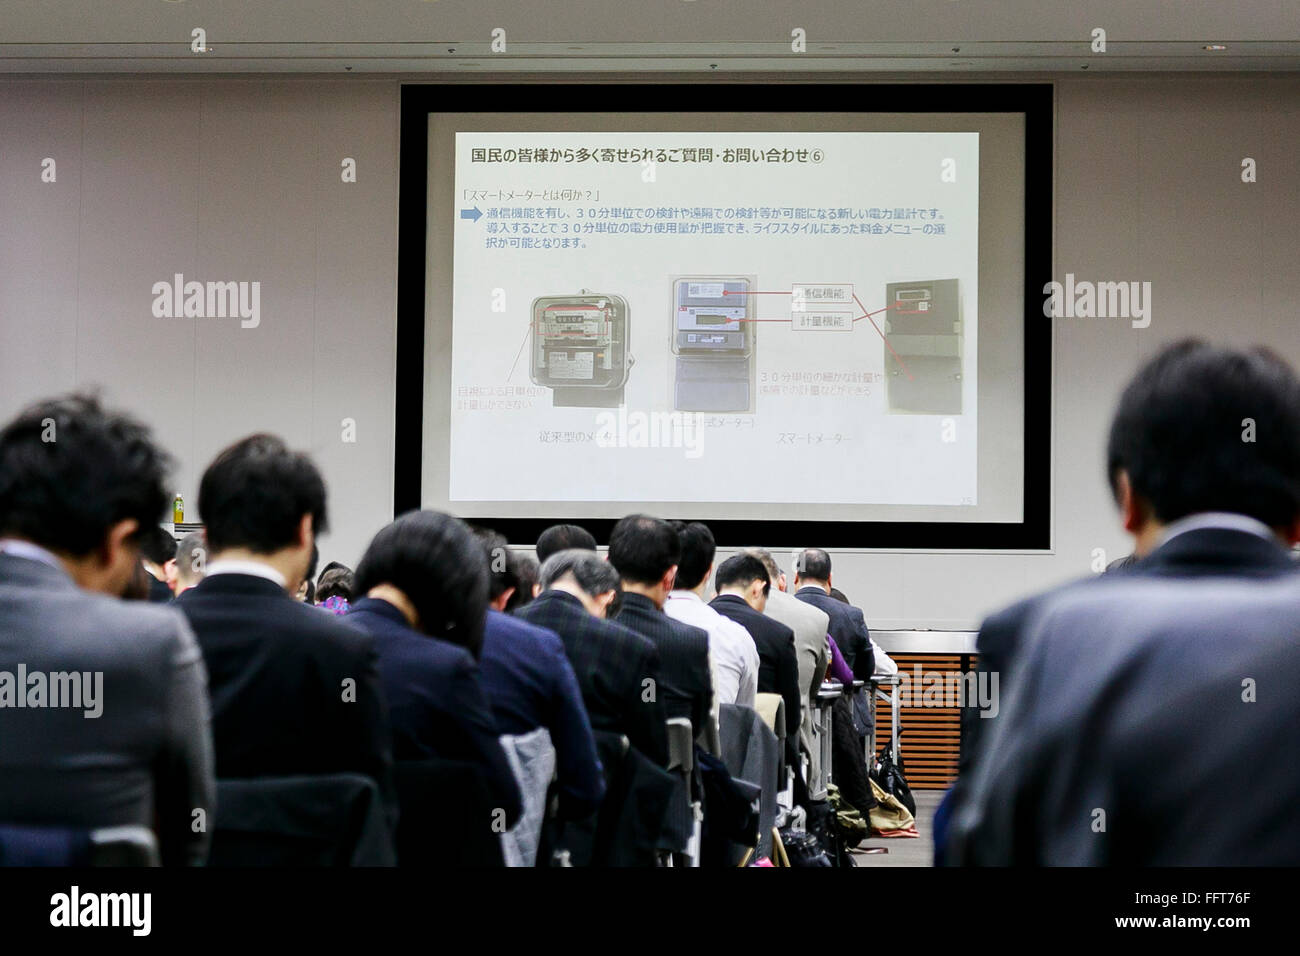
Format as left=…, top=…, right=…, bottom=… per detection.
left=1107, top=340, right=1300, bottom=527
left=608, top=514, right=680, bottom=586
left=474, top=526, right=519, bottom=601
left=354, top=510, right=488, bottom=656
left=198, top=434, right=329, bottom=554
left=505, top=552, right=539, bottom=613
left=797, top=548, right=832, bottom=581
left=316, top=567, right=354, bottom=603
left=139, top=524, right=178, bottom=566
left=670, top=521, right=715, bottom=591
left=715, top=553, right=771, bottom=596
left=536, top=523, right=597, bottom=564
left=0, top=393, right=171, bottom=556
left=317, top=560, right=349, bottom=583
left=828, top=587, right=850, bottom=604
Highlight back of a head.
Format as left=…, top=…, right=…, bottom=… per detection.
left=797, top=548, right=833, bottom=582
left=607, top=514, right=680, bottom=586
left=139, top=524, right=178, bottom=567
left=0, top=393, right=171, bottom=557
left=354, top=510, right=488, bottom=656
left=669, top=520, right=715, bottom=591
left=539, top=547, right=620, bottom=597
left=505, top=551, right=540, bottom=612
left=715, top=552, right=770, bottom=595
left=828, top=587, right=850, bottom=604
left=474, top=526, right=522, bottom=603
left=535, top=523, right=597, bottom=564
left=1107, top=340, right=1300, bottom=528
left=175, top=531, right=208, bottom=587
left=198, top=433, right=329, bottom=553
left=743, top=547, right=783, bottom=586
left=316, top=567, right=355, bottom=603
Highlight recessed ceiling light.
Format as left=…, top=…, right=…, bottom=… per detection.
left=1203, top=44, right=1228, bottom=51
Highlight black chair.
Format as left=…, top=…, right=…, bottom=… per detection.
left=209, top=774, right=395, bottom=866
left=393, top=759, right=504, bottom=867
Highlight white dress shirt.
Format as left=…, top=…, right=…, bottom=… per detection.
left=204, top=558, right=287, bottom=590
left=665, top=589, right=759, bottom=709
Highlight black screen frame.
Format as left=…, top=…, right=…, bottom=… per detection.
left=397, top=82, right=1053, bottom=549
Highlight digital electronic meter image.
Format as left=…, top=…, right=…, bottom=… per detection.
left=670, top=276, right=756, bottom=413
left=529, top=290, right=632, bottom=407
left=883, top=278, right=962, bottom=415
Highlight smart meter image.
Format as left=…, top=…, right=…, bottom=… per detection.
left=671, top=276, right=756, bottom=413
left=529, top=290, right=632, bottom=407
left=883, top=278, right=962, bottom=415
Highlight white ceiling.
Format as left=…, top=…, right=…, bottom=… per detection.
left=1, top=0, right=1297, bottom=73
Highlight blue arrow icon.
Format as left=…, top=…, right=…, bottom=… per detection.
left=460, top=206, right=483, bottom=223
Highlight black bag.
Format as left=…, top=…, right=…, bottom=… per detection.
left=873, top=744, right=916, bottom=817
left=777, top=828, right=832, bottom=867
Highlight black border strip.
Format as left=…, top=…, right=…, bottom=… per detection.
left=396, top=83, right=1053, bottom=549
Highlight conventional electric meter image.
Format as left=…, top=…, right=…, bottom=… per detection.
left=670, top=276, right=756, bottom=413
left=529, top=290, right=632, bottom=407
left=882, top=278, right=962, bottom=415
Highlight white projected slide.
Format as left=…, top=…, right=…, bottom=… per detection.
left=449, top=131, right=979, bottom=506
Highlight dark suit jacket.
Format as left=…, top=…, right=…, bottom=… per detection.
left=795, top=586, right=874, bottom=681
left=614, top=591, right=714, bottom=750
left=176, top=572, right=395, bottom=821
left=345, top=598, right=522, bottom=828
left=479, top=609, right=605, bottom=819
left=709, top=594, right=802, bottom=761
left=515, top=590, right=668, bottom=766
left=948, top=525, right=1300, bottom=865
left=0, top=552, right=213, bottom=866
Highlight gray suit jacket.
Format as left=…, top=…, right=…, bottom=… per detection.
left=0, top=553, right=215, bottom=865
left=947, top=529, right=1300, bottom=865
left=763, top=589, right=829, bottom=779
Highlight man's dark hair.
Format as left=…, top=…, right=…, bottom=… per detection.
left=316, top=567, right=354, bottom=603
left=1107, top=340, right=1300, bottom=527
left=354, top=510, right=488, bottom=656
left=608, top=514, right=680, bottom=586
left=139, top=524, right=178, bottom=566
left=505, top=552, right=540, bottom=613
left=198, top=434, right=328, bottom=554
left=538, top=548, right=620, bottom=596
left=0, top=393, right=171, bottom=556
left=797, top=548, right=832, bottom=582
left=669, top=520, right=715, bottom=591
left=715, top=553, right=771, bottom=596
left=474, top=526, right=520, bottom=601
left=536, top=523, right=597, bottom=564
left=828, top=586, right=850, bottom=604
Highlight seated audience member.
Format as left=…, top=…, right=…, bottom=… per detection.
left=0, top=394, right=213, bottom=865
left=743, top=548, right=829, bottom=783
left=474, top=530, right=604, bottom=819
left=794, top=549, right=874, bottom=680
left=515, top=549, right=668, bottom=766
left=664, top=521, right=758, bottom=710
left=830, top=586, right=896, bottom=677
left=345, top=513, right=522, bottom=827
left=139, top=523, right=179, bottom=601
left=535, top=523, right=597, bottom=565
left=608, top=515, right=715, bottom=751
left=173, top=530, right=207, bottom=596
left=505, top=550, right=540, bottom=612
left=315, top=565, right=354, bottom=615
left=709, top=553, right=808, bottom=807
left=176, top=435, right=394, bottom=814
left=948, top=341, right=1300, bottom=865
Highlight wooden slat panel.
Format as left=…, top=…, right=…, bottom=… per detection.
left=871, top=652, right=979, bottom=789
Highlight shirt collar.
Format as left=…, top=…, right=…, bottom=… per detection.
left=667, top=589, right=704, bottom=605
left=205, top=558, right=288, bottom=589
left=0, top=539, right=64, bottom=571
left=1157, top=512, right=1276, bottom=547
